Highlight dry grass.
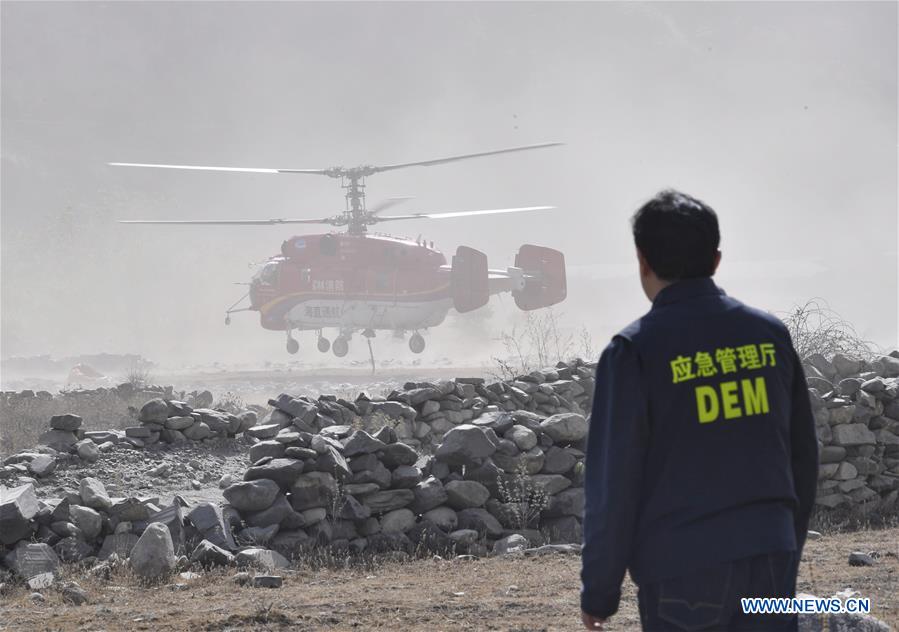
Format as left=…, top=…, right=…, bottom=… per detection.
left=2, top=525, right=896, bottom=631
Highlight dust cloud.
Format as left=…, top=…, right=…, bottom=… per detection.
left=2, top=2, right=896, bottom=376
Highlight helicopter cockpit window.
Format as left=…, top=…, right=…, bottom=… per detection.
left=253, top=262, right=279, bottom=287
left=320, top=235, right=338, bottom=256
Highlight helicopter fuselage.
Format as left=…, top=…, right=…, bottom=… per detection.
left=251, top=232, right=459, bottom=332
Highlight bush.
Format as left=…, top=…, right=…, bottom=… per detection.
left=779, top=299, right=880, bottom=361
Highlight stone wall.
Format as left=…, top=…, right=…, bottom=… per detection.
left=805, top=352, right=899, bottom=519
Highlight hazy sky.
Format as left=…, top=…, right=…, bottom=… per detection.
left=2, top=1, right=896, bottom=367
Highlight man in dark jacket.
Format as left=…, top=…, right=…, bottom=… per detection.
left=580, top=190, right=818, bottom=631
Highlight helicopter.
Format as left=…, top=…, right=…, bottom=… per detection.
left=110, top=142, right=567, bottom=356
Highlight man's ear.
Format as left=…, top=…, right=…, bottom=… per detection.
left=712, top=250, right=722, bottom=274
left=637, top=249, right=650, bottom=276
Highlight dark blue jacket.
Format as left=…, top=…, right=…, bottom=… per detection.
left=580, top=277, right=818, bottom=619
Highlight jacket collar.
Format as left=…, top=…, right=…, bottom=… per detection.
left=651, top=276, right=724, bottom=310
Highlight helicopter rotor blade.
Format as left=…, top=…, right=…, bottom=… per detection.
left=108, top=162, right=330, bottom=175
left=369, top=196, right=415, bottom=215
left=376, top=205, right=555, bottom=222
left=369, top=142, right=563, bottom=174
left=118, top=217, right=336, bottom=225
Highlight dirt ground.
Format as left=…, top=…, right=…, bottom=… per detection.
left=2, top=526, right=897, bottom=631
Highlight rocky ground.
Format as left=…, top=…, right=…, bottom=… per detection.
left=0, top=525, right=896, bottom=631
left=10, top=438, right=251, bottom=507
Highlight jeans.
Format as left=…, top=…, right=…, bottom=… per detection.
left=637, top=551, right=799, bottom=631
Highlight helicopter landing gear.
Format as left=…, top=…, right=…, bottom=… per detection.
left=224, top=315, right=231, bottom=326
left=332, top=335, right=349, bottom=358
left=286, top=336, right=299, bottom=355
left=409, top=332, right=425, bottom=354
left=317, top=335, right=331, bottom=353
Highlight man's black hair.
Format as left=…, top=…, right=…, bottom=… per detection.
left=631, top=189, right=720, bottom=281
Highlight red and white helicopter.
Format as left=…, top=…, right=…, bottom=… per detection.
left=111, top=143, right=567, bottom=356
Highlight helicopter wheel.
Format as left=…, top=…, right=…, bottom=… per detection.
left=409, top=332, right=426, bottom=354
left=332, top=336, right=349, bottom=358
left=286, top=337, right=299, bottom=355
left=317, top=336, right=331, bottom=353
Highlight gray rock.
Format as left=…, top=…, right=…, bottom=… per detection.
left=187, top=503, right=237, bottom=551
left=246, top=423, right=281, bottom=440
left=539, top=413, right=588, bottom=443
left=314, top=445, right=352, bottom=480
left=342, top=430, right=387, bottom=456
left=544, top=487, right=585, bottom=517
left=190, top=539, right=235, bottom=567
left=234, top=548, right=290, bottom=572
left=531, top=474, right=572, bottom=496
left=244, top=458, right=305, bottom=490
left=130, top=523, right=176, bottom=581
left=54, top=536, right=95, bottom=563
left=238, top=524, right=279, bottom=546
left=380, top=508, right=416, bottom=533
left=423, top=506, right=458, bottom=532
left=391, top=465, right=423, bottom=489
left=182, top=422, right=211, bottom=441
left=79, top=477, right=112, bottom=511
left=289, top=472, right=337, bottom=511
left=541, top=446, right=577, bottom=474
left=139, top=398, right=169, bottom=423
left=337, top=495, right=371, bottom=521
left=251, top=575, right=283, bottom=588
left=456, top=508, right=503, bottom=537
left=75, top=439, right=100, bottom=463
left=60, top=581, right=89, bottom=605
left=69, top=505, right=103, bottom=540
left=435, top=424, right=497, bottom=466
left=379, top=442, right=419, bottom=468
left=244, top=495, right=305, bottom=529
left=164, top=415, right=195, bottom=430
left=224, top=479, right=280, bottom=512
left=361, top=489, right=414, bottom=514
left=449, top=529, right=480, bottom=547
left=4, top=542, right=60, bottom=580
left=411, top=476, right=448, bottom=514
left=37, top=429, right=77, bottom=452
left=505, top=425, right=538, bottom=451
left=50, top=414, right=83, bottom=431
left=848, top=551, right=875, bottom=566
left=0, top=483, right=39, bottom=545
left=543, top=515, right=582, bottom=543
left=832, top=424, right=876, bottom=446
left=493, top=533, right=528, bottom=555
left=445, top=480, right=490, bottom=509
left=797, top=594, right=889, bottom=632
left=97, top=533, right=139, bottom=560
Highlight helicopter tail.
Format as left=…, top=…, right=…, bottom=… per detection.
left=451, top=246, right=490, bottom=313
left=512, top=244, right=567, bottom=311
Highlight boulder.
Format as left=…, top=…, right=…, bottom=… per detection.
left=410, top=477, right=448, bottom=514
left=4, top=542, right=60, bottom=581
left=456, top=508, right=503, bottom=537
left=37, top=429, right=77, bottom=452
left=79, top=477, right=112, bottom=511
left=289, top=472, right=337, bottom=511
left=244, top=458, right=305, bottom=490
left=75, top=439, right=100, bottom=463
left=493, top=533, right=528, bottom=555
left=445, top=480, right=490, bottom=509
left=189, top=539, right=234, bottom=567
left=68, top=505, right=103, bottom=540
left=435, top=425, right=497, bottom=466
left=223, top=479, right=280, bottom=512
left=342, top=431, right=387, bottom=456
left=423, top=506, right=458, bottom=532
left=50, top=414, right=83, bottom=431
left=234, top=548, right=290, bottom=572
left=361, top=489, right=414, bottom=514
left=0, top=483, right=39, bottom=545
left=187, top=503, right=237, bottom=551
left=380, top=508, right=416, bottom=533
left=130, top=523, right=176, bottom=581
left=539, top=413, right=588, bottom=443
left=832, top=424, right=876, bottom=446
left=97, top=533, right=139, bottom=560
left=139, top=398, right=169, bottom=423
left=505, top=425, right=538, bottom=451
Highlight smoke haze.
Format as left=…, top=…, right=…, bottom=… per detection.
left=2, top=1, right=896, bottom=369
